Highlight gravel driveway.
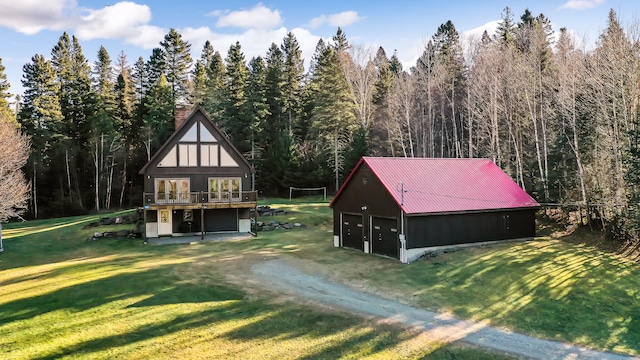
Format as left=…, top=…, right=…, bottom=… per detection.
left=252, top=259, right=637, bottom=360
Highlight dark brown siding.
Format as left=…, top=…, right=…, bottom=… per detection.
left=406, top=209, right=536, bottom=248
left=332, top=163, right=401, bottom=238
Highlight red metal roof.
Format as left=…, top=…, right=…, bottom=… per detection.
left=331, top=157, right=539, bottom=214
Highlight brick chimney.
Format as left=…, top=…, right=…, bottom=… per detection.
left=175, top=105, right=191, bottom=130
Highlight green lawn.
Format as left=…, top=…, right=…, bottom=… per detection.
left=0, top=201, right=515, bottom=359
left=2, top=199, right=638, bottom=358
left=254, top=199, right=640, bottom=356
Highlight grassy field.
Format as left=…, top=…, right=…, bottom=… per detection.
left=0, top=201, right=515, bottom=360
left=2, top=198, right=639, bottom=358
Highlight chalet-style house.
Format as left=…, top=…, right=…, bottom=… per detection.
left=330, top=157, right=540, bottom=263
left=139, top=107, right=256, bottom=239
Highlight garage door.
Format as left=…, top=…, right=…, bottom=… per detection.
left=371, top=217, right=398, bottom=259
left=341, top=214, right=363, bottom=251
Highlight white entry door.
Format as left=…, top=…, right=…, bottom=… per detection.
left=158, top=209, right=172, bottom=236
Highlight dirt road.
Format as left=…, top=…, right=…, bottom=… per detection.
left=252, top=258, right=637, bottom=360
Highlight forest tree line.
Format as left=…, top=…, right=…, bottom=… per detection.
left=2, top=7, right=640, bottom=242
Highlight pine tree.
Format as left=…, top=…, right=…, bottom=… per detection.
left=202, top=50, right=225, bottom=118
left=93, top=45, right=117, bottom=135
left=281, top=32, right=305, bottom=137
left=308, top=36, right=356, bottom=191
left=143, top=74, right=173, bottom=160
left=495, top=6, right=516, bottom=46
left=160, top=28, right=192, bottom=104
left=114, top=54, right=137, bottom=208
left=245, top=56, right=270, bottom=189
left=132, top=56, right=147, bottom=100
left=18, top=54, right=62, bottom=217
left=189, top=41, right=216, bottom=106
left=246, top=56, right=270, bottom=145
left=91, top=46, right=119, bottom=210
left=223, top=42, right=250, bottom=153
left=146, top=48, right=166, bottom=91
left=190, top=60, right=208, bottom=106
left=261, top=43, right=292, bottom=193
left=0, top=58, right=13, bottom=119
left=265, top=42, right=286, bottom=134
left=332, top=27, right=349, bottom=51
left=50, top=33, right=95, bottom=210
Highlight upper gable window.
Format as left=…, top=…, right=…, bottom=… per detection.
left=179, top=144, right=197, bottom=167
left=200, top=124, right=217, bottom=142
left=200, top=144, right=219, bottom=166
left=220, top=146, right=239, bottom=167
left=181, top=123, right=198, bottom=142
left=158, top=145, right=177, bottom=167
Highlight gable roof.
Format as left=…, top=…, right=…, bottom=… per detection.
left=331, top=157, right=539, bottom=215
left=139, top=107, right=252, bottom=174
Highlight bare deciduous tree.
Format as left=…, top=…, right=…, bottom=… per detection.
left=0, top=116, right=30, bottom=221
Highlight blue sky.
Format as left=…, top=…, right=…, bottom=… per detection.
left=0, top=0, right=638, bottom=97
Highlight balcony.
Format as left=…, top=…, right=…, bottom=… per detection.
left=143, top=191, right=257, bottom=208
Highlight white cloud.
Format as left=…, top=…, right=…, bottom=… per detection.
left=75, top=1, right=163, bottom=47
left=0, top=0, right=76, bottom=34
left=123, top=25, right=167, bottom=49
left=213, top=3, right=282, bottom=30
left=0, top=0, right=165, bottom=48
left=308, top=11, right=363, bottom=29
left=560, top=0, right=605, bottom=10
left=182, top=26, right=322, bottom=64
left=461, top=20, right=500, bottom=45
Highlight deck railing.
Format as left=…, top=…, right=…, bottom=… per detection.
left=144, top=191, right=257, bottom=205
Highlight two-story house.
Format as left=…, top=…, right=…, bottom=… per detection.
left=139, top=107, right=257, bottom=239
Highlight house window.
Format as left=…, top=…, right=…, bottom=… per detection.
left=209, top=177, right=241, bottom=202
left=200, top=144, right=219, bottom=166
left=156, top=178, right=190, bottom=203
left=179, top=144, right=197, bottom=167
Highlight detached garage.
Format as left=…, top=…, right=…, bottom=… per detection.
left=330, top=157, right=540, bottom=263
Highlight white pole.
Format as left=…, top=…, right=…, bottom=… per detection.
left=289, top=187, right=293, bottom=202
left=0, top=222, right=3, bottom=252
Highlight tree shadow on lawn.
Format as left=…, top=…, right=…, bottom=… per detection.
left=29, top=285, right=423, bottom=360
left=0, top=260, right=241, bottom=325
left=409, top=240, right=640, bottom=354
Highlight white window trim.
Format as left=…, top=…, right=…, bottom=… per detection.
left=155, top=178, right=190, bottom=203
left=208, top=177, right=242, bottom=202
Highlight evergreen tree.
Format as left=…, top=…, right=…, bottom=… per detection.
left=200, top=40, right=215, bottom=69
left=50, top=33, right=95, bottom=210
left=202, top=50, right=225, bottom=118
left=114, top=55, right=137, bottom=208
left=143, top=74, right=173, bottom=159
left=146, top=48, right=166, bottom=91
left=332, top=27, right=349, bottom=51
left=495, top=6, right=516, bottom=46
left=132, top=56, right=147, bottom=100
left=160, top=28, right=192, bottom=104
left=190, top=60, right=208, bottom=106
left=265, top=42, right=286, bottom=134
left=389, top=52, right=403, bottom=74
left=0, top=58, right=13, bottom=119
left=245, top=56, right=270, bottom=189
left=281, top=32, right=306, bottom=137
left=18, top=54, right=62, bottom=217
left=308, top=37, right=356, bottom=191
left=246, top=56, right=270, bottom=145
left=222, top=42, right=250, bottom=154
left=92, top=45, right=117, bottom=135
